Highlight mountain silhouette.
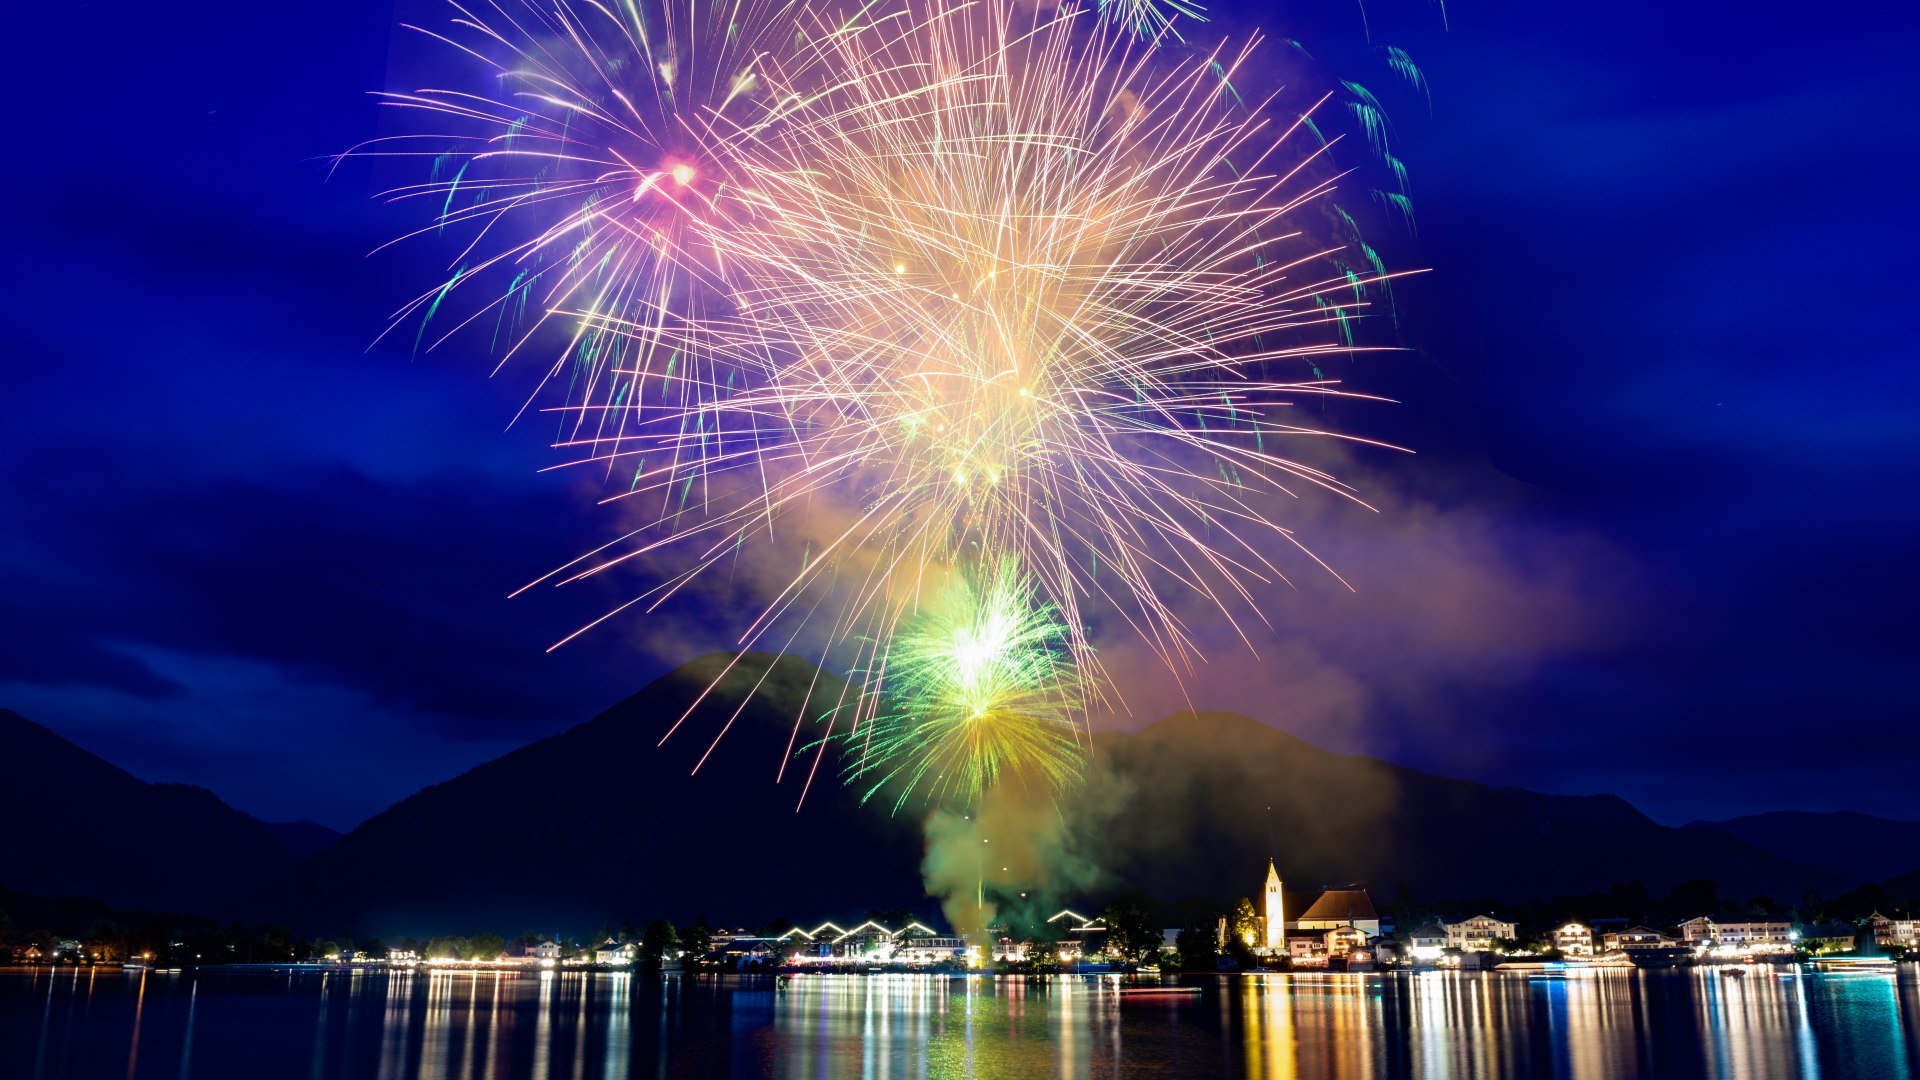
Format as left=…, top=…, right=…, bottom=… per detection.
left=3, top=661, right=1862, bottom=936
left=1074, top=710, right=1845, bottom=911
left=0, top=709, right=290, bottom=914
left=1683, top=811, right=1920, bottom=885
left=260, top=653, right=930, bottom=936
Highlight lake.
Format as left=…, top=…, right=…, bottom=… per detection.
left=4, top=965, right=1917, bottom=1078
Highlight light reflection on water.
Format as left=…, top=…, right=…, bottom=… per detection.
left=3, top=965, right=1917, bottom=1078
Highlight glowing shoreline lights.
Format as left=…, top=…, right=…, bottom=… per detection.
left=354, top=0, right=1415, bottom=818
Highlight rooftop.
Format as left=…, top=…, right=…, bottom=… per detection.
left=1298, top=888, right=1378, bottom=923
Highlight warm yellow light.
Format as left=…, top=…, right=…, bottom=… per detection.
left=894, top=263, right=906, bottom=275
left=671, top=164, right=694, bottom=186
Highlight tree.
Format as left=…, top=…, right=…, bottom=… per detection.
left=1174, top=923, right=1218, bottom=972
left=1228, top=899, right=1261, bottom=951
left=640, top=920, right=678, bottom=967
left=677, top=920, right=712, bottom=964
left=469, top=933, right=507, bottom=961
left=1099, top=902, right=1160, bottom=964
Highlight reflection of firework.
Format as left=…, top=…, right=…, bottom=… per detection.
left=841, top=560, right=1086, bottom=812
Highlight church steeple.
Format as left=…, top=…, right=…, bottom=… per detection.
left=1263, top=859, right=1285, bottom=953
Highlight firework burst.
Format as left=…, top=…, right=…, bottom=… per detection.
left=358, top=0, right=1417, bottom=802
left=838, top=559, right=1086, bottom=812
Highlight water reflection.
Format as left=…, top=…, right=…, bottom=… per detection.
left=3, top=966, right=1918, bottom=1078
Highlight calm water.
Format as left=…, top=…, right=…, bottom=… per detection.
left=5, top=966, right=1918, bottom=1079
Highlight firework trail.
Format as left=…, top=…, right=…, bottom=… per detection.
left=355, top=0, right=1422, bottom=805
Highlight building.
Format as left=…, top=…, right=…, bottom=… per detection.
left=1262, top=860, right=1286, bottom=955
left=1291, top=886, right=1381, bottom=940
left=1404, top=921, right=1449, bottom=963
left=1287, top=936, right=1329, bottom=966
left=1445, top=915, right=1516, bottom=953
left=1602, top=926, right=1678, bottom=951
left=595, top=942, right=637, bottom=965
left=1326, top=926, right=1369, bottom=960
left=1800, top=924, right=1856, bottom=953
left=1866, top=912, right=1919, bottom=949
left=1678, top=917, right=1793, bottom=954
left=1553, top=923, right=1594, bottom=958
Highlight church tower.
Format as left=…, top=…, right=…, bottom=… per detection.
left=1263, top=859, right=1285, bottom=953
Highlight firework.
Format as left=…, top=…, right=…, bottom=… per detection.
left=346, top=0, right=806, bottom=477
left=838, top=559, right=1087, bottom=812
left=360, top=0, right=1414, bottom=798
left=635, top=0, right=1409, bottom=684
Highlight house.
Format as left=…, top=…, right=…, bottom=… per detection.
left=519, top=940, right=561, bottom=962
left=1553, top=923, right=1594, bottom=957
left=1326, top=926, right=1369, bottom=959
left=1404, top=921, right=1449, bottom=963
left=1866, top=912, right=1919, bottom=949
left=1678, top=916, right=1793, bottom=954
left=1287, top=936, right=1329, bottom=966
left=1602, top=926, right=1678, bottom=951
left=1445, top=915, right=1516, bottom=953
left=1800, top=924, right=1856, bottom=953
left=721, top=938, right=776, bottom=969
left=595, top=942, right=637, bottom=965
left=1290, top=886, right=1382, bottom=939
left=894, top=934, right=968, bottom=964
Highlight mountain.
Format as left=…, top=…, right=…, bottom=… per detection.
left=265, top=820, right=343, bottom=861
left=0, top=709, right=291, bottom=914
left=1683, top=812, right=1920, bottom=885
left=262, top=654, right=928, bottom=936
left=1073, top=711, right=1848, bottom=912
left=264, top=662, right=1850, bottom=936
left=5, top=660, right=1865, bottom=936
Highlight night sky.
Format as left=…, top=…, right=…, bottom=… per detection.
left=5, top=0, right=1915, bottom=831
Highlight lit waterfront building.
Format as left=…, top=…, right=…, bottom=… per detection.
left=1553, top=922, right=1594, bottom=957
left=1602, top=926, right=1679, bottom=952
left=1404, top=921, right=1450, bottom=963
left=1866, top=911, right=1919, bottom=949
left=594, top=941, right=636, bottom=965
left=1800, top=923, right=1857, bottom=953
left=772, top=918, right=964, bottom=965
left=1444, top=914, right=1516, bottom=953
left=1677, top=916, right=1794, bottom=955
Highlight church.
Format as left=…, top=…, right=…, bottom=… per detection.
left=1248, top=860, right=1382, bottom=966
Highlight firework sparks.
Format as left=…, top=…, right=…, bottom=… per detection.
left=357, top=0, right=1417, bottom=795
left=838, top=559, right=1087, bottom=812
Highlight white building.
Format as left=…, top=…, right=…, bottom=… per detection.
left=1867, top=912, right=1919, bottom=949
left=1404, top=921, right=1449, bottom=963
left=1678, top=917, right=1793, bottom=954
left=1445, top=914, right=1516, bottom=953
left=1553, top=923, right=1594, bottom=957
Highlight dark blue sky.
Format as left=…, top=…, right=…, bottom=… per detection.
left=4, top=0, right=1915, bottom=830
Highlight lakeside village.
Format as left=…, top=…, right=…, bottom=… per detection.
left=8, top=860, right=1918, bottom=975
